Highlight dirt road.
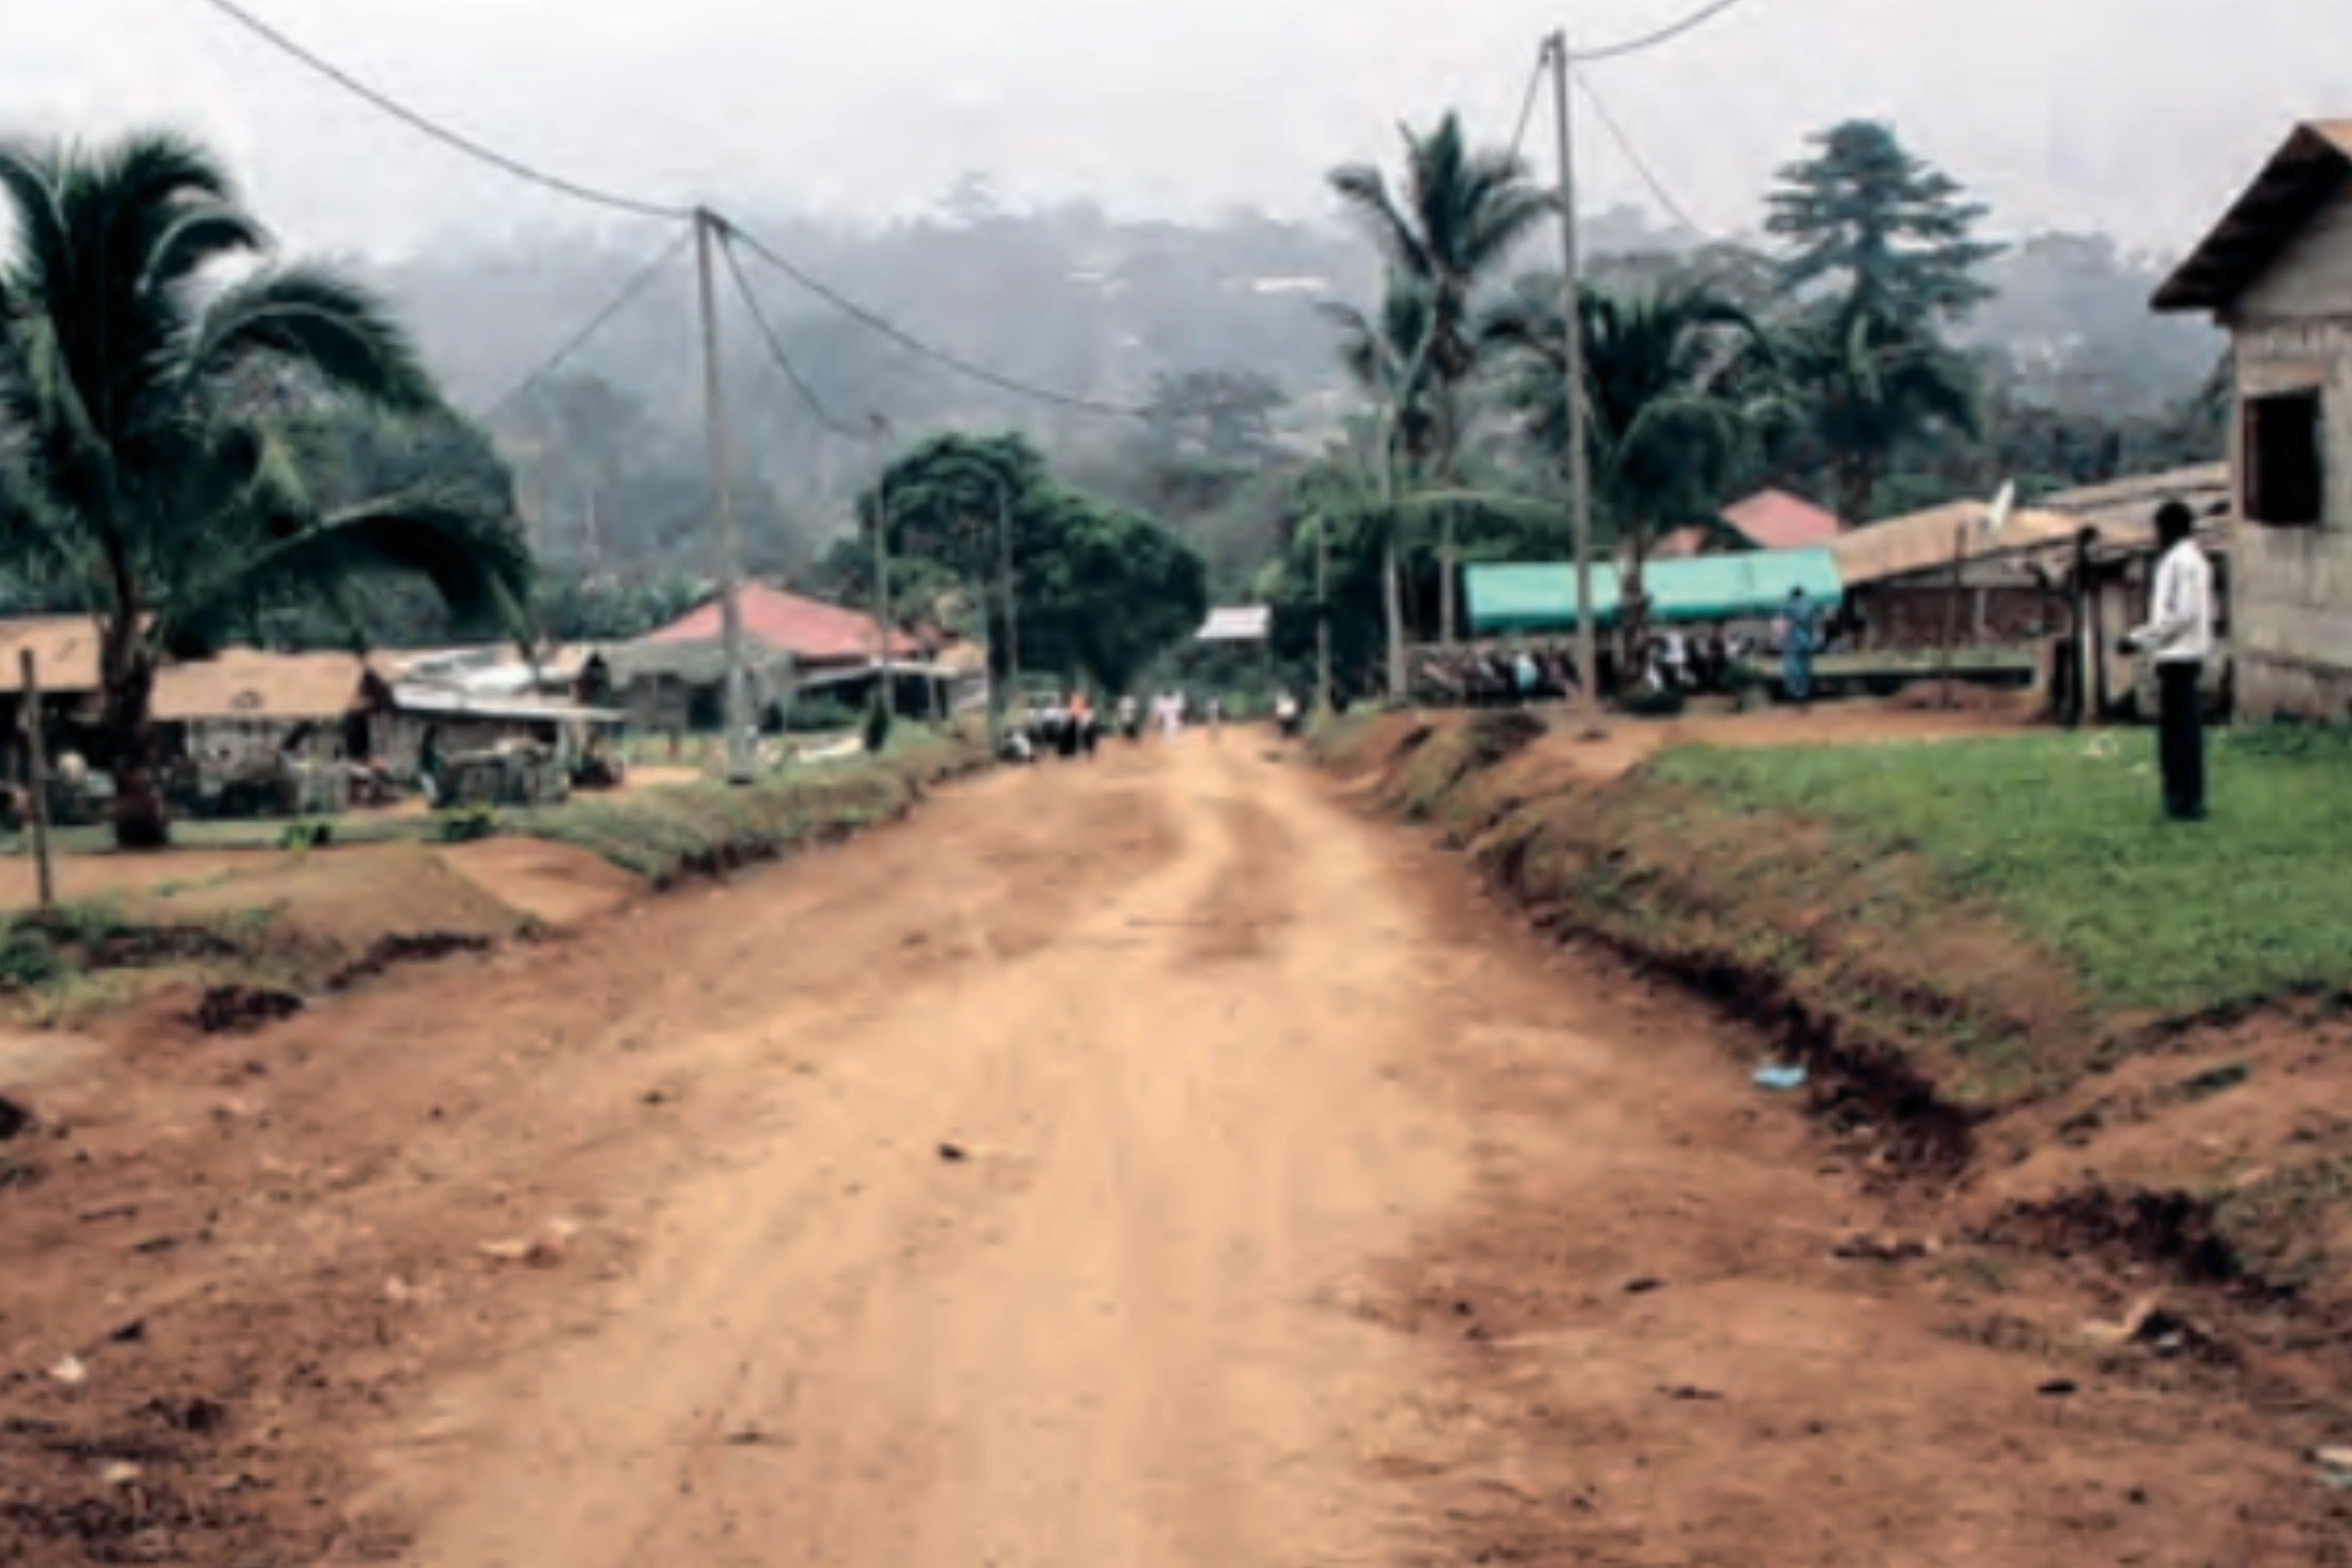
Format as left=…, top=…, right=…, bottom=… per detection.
left=4, top=738, right=2335, bottom=1565
left=381, top=741, right=1459, bottom=1567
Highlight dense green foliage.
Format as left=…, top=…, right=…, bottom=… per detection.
left=820, top=431, right=1207, bottom=694
left=514, top=733, right=982, bottom=881
left=0, top=132, right=530, bottom=843
left=1261, top=112, right=2225, bottom=695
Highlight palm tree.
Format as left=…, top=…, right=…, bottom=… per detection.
left=1317, top=276, right=1436, bottom=689
left=1483, top=277, right=1773, bottom=661
left=1329, top=113, right=1549, bottom=649
left=1778, top=298, right=1979, bottom=524
left=0, top=132, right=529, bottom=846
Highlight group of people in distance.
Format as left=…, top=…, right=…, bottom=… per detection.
left=1002, top=687, right=1244, bottom=764
left=1413, top=585, right=1841, bottom=709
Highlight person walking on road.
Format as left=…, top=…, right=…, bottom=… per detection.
left=2121, top=500, right=2215, bottom=822
left=1512, top=647, right=1540, bottom=707
left=1778, top=588, right=1819, bottom=707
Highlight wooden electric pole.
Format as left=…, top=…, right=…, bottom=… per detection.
left=19, top=652, right=53, bottom=910
left=870, top=415, right=894, bottom=716
left=1315, top=507, right=1334, bottom=716
left=998, top=476, right=1020, bottom=710
left=1547, top=32, right=1603, bottom=730
left=692, top=210, right=754, bottom=782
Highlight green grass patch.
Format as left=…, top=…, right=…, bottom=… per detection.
left=514, top=735, right=985, bottom=882
left=1654, top=728, right=2352, bottom=1016
left=0, top=897, right=275, bottom=1022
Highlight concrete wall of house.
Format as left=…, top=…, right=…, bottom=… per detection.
left=2225, top=262, right=2352, bottom=717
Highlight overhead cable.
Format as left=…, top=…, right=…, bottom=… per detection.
left=187, top=0, right=693, bottom=220
left=475, top=228, right=695, bottom=423
left=1569, top=0, right=1756, bottom=63
left=1574, top=72, right=1707, bottom=235
left=1506, top=52, right=1548, bottom=166
left=722, top=220, right=1154, bottom=419
left=717, top=233, right=870, bottom=440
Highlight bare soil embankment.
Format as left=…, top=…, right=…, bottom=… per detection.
left=1316, top=707, right=2352, bottom=1426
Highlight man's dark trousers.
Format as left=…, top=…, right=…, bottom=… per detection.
left=2158, top=661, right=2206, bottom=821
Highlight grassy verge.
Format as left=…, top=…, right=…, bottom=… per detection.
left=0, top=898, right=286, bottom=1026
left=1324, top=711, right=2352, bottom=1329
left=511, top=732, right=987, bottom=882
left=1320, top=712, right=2352, bottom=1114
left=0, top=733, right=990, bottom=1022
left=1655, top=726, right=2352, bottom=1017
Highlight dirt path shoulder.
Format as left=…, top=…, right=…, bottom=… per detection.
left=3, top=735, right=2344, bottom=1566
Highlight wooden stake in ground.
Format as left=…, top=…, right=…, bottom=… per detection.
left=1939, top=522, right=1966, bottom=710
left=19, top=650, right=54, bottom=910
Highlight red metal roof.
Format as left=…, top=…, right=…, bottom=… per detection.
left=1650, top=527, right=1708, bottom=561
left=1720, top=489, right=1843, bottom=551
left=644, top=583, right=918, bottom=665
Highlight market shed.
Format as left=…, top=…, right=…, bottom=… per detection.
left=1464, top=550, right=1843, bottom=635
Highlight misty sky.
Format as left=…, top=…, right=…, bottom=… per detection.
left=11, top=0, right=2349, bottom=263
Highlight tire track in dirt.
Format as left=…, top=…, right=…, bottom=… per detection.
left=0, top=765, right=1174, bottom=1566
left=381, top=739, right=1465, bottom=1567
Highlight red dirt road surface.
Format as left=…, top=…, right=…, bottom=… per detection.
left=1, top=741, right=2338, bottom=1565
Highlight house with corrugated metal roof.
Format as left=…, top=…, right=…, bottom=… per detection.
left=2154, top=120, right=2352, bottom=720
left=1823, top=466, right=2233, bottom=717
left=1651, top=488, right=1845, bottom=562
left=613, top=583, right=946, bottom=733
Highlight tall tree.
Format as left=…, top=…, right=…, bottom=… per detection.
left=1329, top=112, right=1549, bottom=646
left=1484, top=277, right=1772, bottom=658
left=0, top=132, right=530, bottom=845
left=826, top=431, right=1207, bottom=695
left=1765, top=121, right=2003, bottom=326
left=1777, top=299, right=1981, bottom=524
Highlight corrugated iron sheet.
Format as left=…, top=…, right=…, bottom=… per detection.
left=153, top=649, right=378, bottom=722
left=1720, top=488, right=1844, bottom=550
left=1830, top=502, right=2083, bottom=587
left=1831, top=464, right=2234, bottom=589
left=1196, top=606, right=1271, bottom=643
left=0, top=616, right=104, bottom=696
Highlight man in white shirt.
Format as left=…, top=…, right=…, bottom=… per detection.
left=2121, top=500, right=2215, bottom=822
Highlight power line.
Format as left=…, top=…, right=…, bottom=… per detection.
left=187, top=0, right=692, bottom=221
left=184, top=0, right=1298, bottom=426
left=717, top=232, right=870, bottom=441
left=1573, top=72, right=1706, bottom=236
left=1568, top=0, right=1756, bottom=63
left=722, top=220, right=1155, bottom=419
left=476, top=228, right=695, bottom=423
left=1506, top=51, right=1548, bottom=166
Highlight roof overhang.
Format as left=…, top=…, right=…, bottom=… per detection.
left=1196, top=606, right=1271, bottom=644
left=2153, top=121, right=2352, bottom=314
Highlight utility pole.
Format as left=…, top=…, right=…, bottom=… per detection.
left=1547, top=31, right=1603, bottom=731
left=692, top=209, right=754, bottom=782
left=1315, top=506, right=1334, bottom=716
left=869, top=414, right=894, bottom=717
left=1376, top=417, right=1408, bottom=702
left=998, top=477, right=1020, bottom=714
left=19, top=652, right=53, bottom=910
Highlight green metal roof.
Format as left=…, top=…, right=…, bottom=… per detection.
left=1465, top=549, right=1843, bottom=634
